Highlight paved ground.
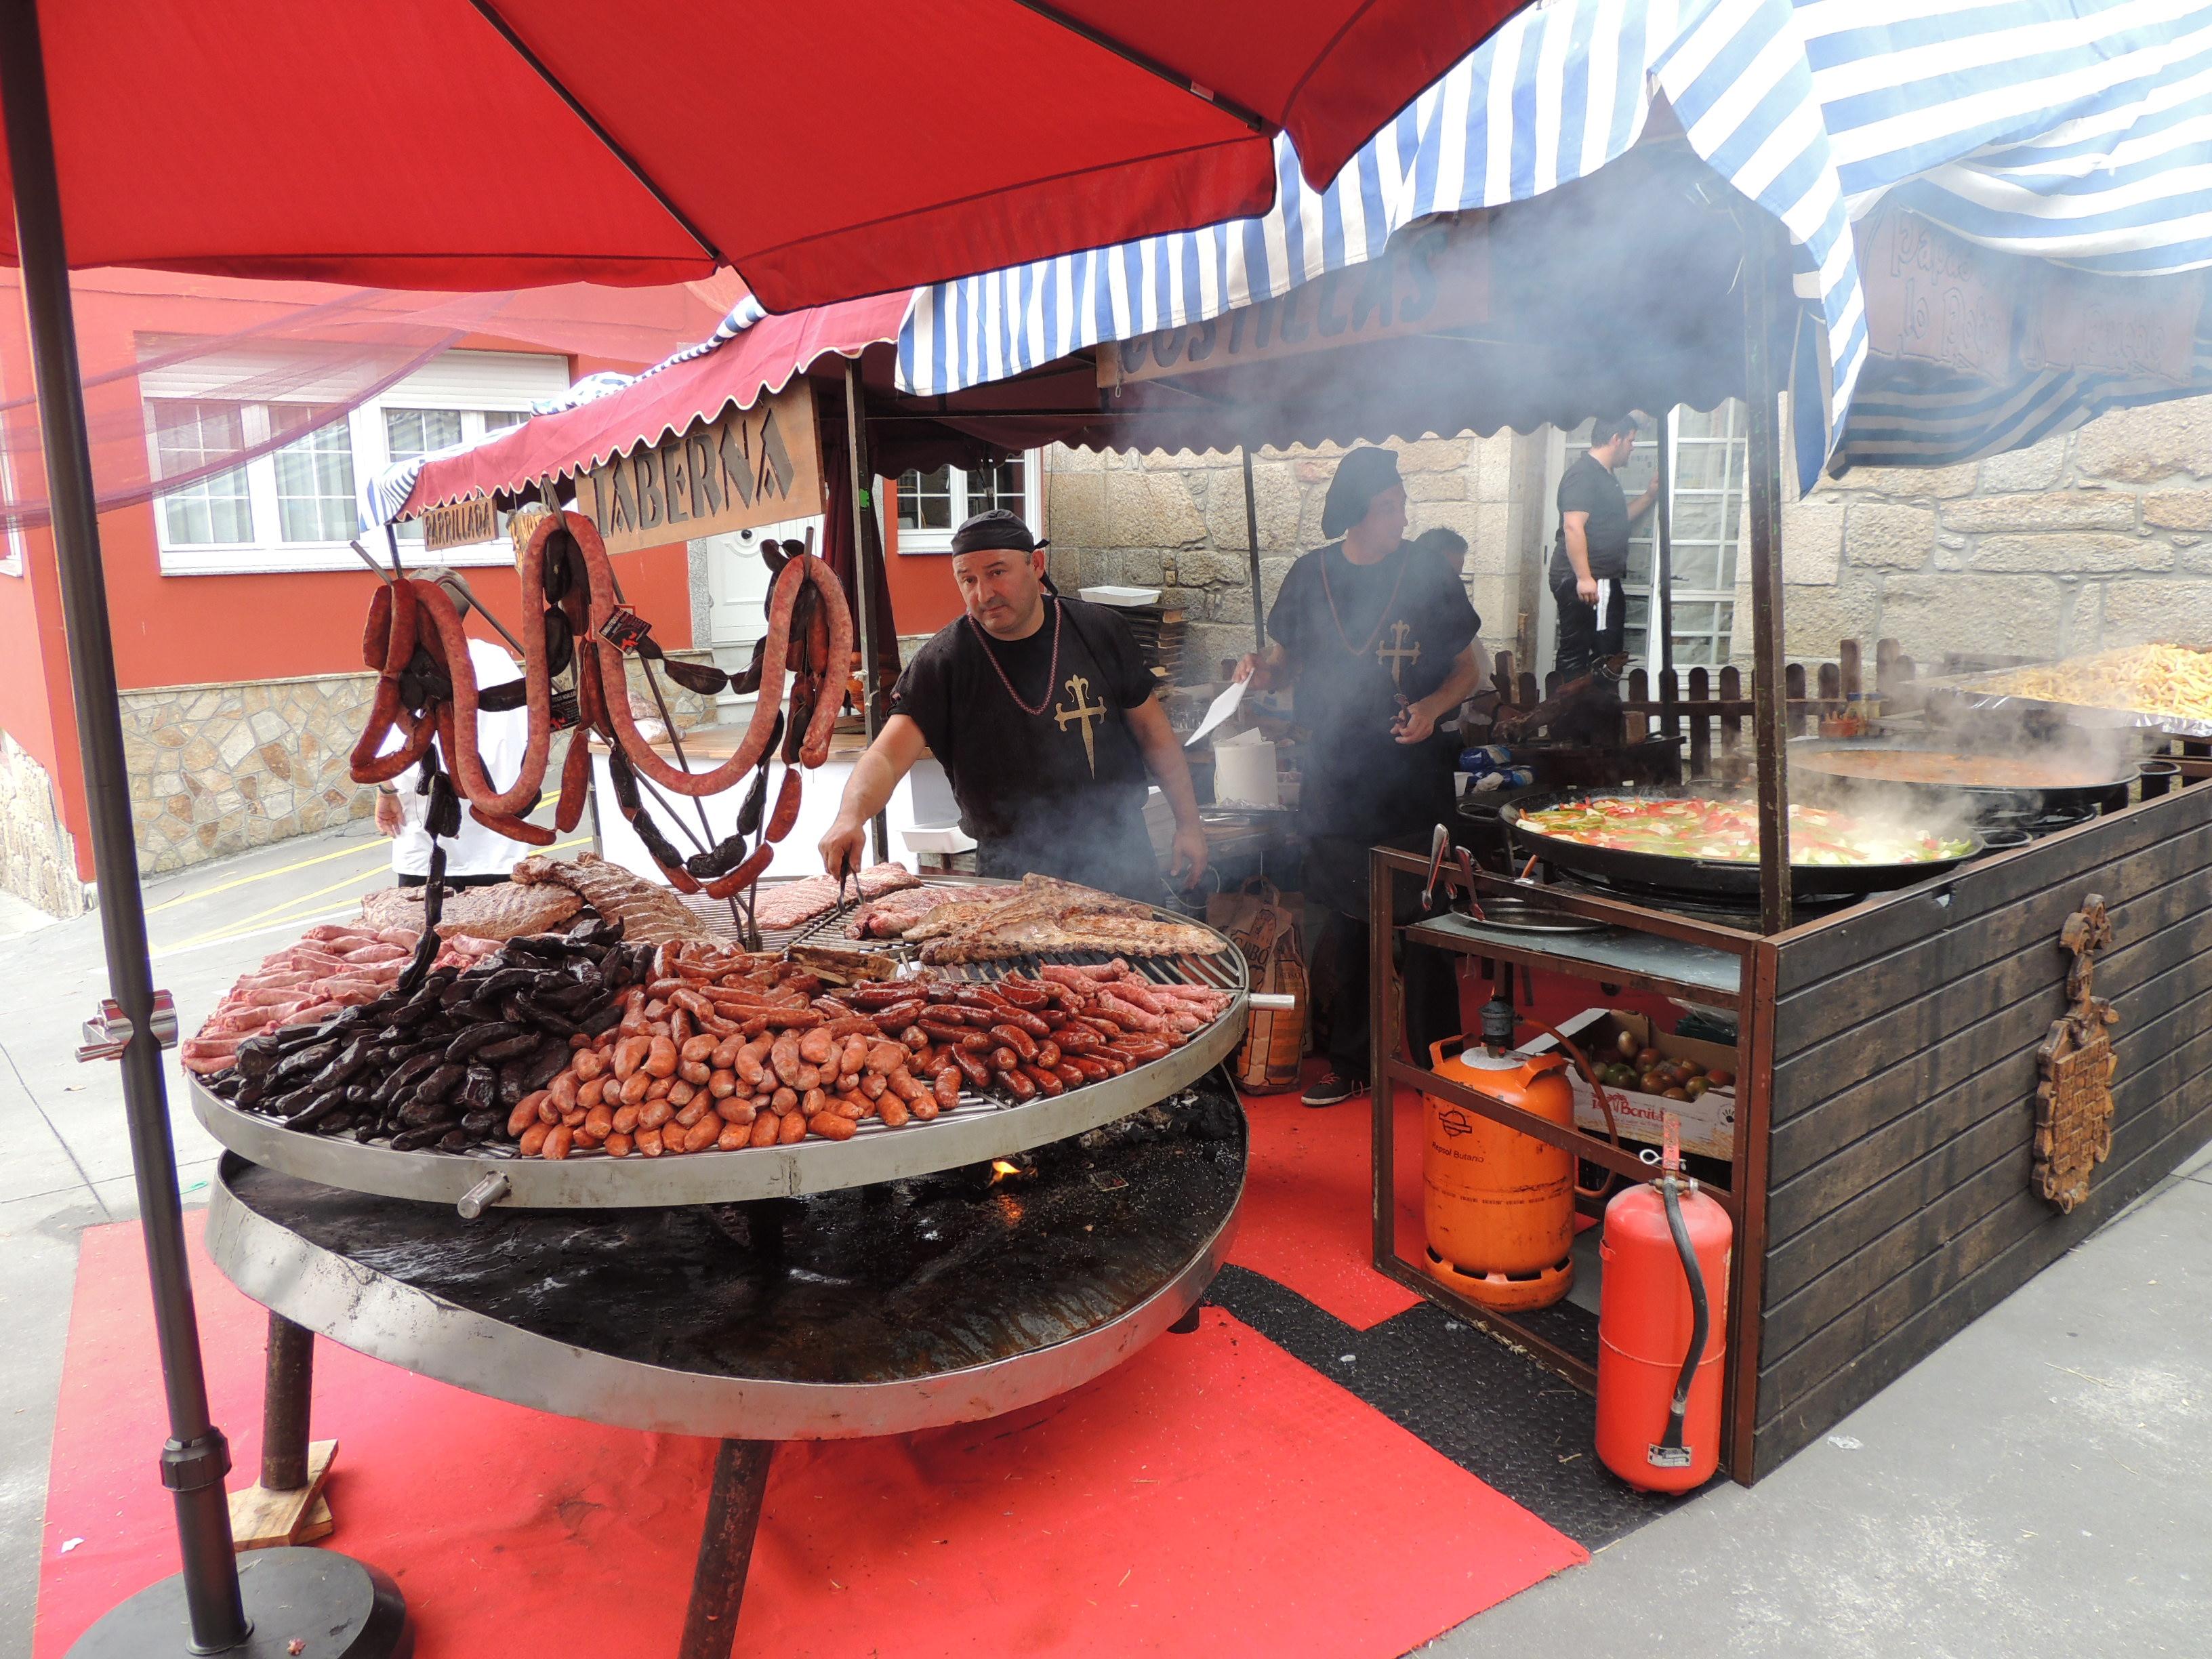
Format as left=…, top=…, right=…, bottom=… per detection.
left=0, top=824, right=2204, bottom=1657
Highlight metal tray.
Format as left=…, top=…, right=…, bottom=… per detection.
left=203, top=1095, right=1246, bottom=1441
left=188, top=928, right=1249, bottom=1213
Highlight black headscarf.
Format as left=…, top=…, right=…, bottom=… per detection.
left=1320, top=447, right=1404, bottom=539
left=950, top=507, right=1046, bottom=556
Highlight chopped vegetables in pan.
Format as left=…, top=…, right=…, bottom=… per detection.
left=1517, top=798, right=1973, bottom=867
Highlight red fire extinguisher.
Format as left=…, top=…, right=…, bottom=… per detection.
left=1596, top=1118, right=1731, bottom=1491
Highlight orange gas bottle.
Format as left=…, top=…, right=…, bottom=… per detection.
left=1422, top=1040, right=1576, bottom=1311
left=1596, top=1175, right=1732, bottom=1491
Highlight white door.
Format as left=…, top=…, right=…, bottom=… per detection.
left=699, top=516, right=824, bottom=716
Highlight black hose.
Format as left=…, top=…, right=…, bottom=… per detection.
left=1658, top=1176, right=1710, bottom=1456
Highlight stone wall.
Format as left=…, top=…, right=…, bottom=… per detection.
left=121, top=672, right=382, bottom=876
left=119, top=657, right=718, bottom=880
left=0, top=732, right=92, bottom=916
left=1042, top=435, right=1545, bottom=678
left=1781, top=398, right=2212, bottom=669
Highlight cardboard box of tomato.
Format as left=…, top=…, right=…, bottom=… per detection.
left=1523, top=1008, right=1737, bottom=1162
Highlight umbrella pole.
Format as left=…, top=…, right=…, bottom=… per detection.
left=1740, top=216, right=1793, bottom=935
left=842, top=359, right=888, bottom=863
left=1, top=7, right=405, bottom=1654
left=1240, top=449, right=1265, bottom=655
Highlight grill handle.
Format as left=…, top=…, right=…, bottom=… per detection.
left=1248, top=993, right=1297, bottom=1011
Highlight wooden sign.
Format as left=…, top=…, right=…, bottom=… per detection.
left=419, top=496, right=498, bottom=551
left=1101, top=214, right=1491, bottom=385
left=1863, top=209, right=2012, bottom=383
left=573, top=379, right=824, bottom=555
left=2020, top=268, right=2205, bottom=388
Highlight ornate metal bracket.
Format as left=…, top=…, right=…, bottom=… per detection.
left=2033, top=896, right=2117, bottom=1212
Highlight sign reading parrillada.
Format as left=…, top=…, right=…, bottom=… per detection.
left=1099, top=216, right=1490, bottom=384
left=573, top=379, right=823, bottom=554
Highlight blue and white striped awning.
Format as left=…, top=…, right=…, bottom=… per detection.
left=897, top=0, right=2212, bottom=488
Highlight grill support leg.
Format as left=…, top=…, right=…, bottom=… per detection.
left=678, top=1439, right=777, bottom=1659
left=262, top=1311, right=314, bottom=1492
left=1168, top=1305, right=1202, bottom=1334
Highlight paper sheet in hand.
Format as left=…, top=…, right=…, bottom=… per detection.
left=1185, top=678, right=1248, bottom=747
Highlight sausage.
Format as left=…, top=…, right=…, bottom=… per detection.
left=839, top=1034, right=869, bottom=1076
left=679, top=1032, right=718, bottom=1065
left=777, top=1109, right=808, bottom=1145
left=764, top=768, right=804, bottom=844
left=989, top=1024, right=1038, bottom=1063
left=953, top=1048, right=992, bottom=1088
left=643, top=1036, right=678, bottom=1078
left=989, top=1046, right=1021, bottom=1073
left=517, top=1122, right=550, bottom=1156
left=1052, top=1063, right=1086, bottom=1090
left=933, top=1067, right=961, bottom=1109
left=1021, top=1063, right=1065, bottom=1098
left=749, top=1111, right=781, bottom=1148
left=798, top=1027, right=835, bottom=1066
left=878, top=1095, right=910, bottom=1129
left=995, top=1067, right=1037, bottom=1101
left=613, top=1035, right=651, bottom=1080
left=543, top=1124, right=574, bottom=1160
left=806, top=1111, right=857, bottom=1141
left=769, top=1031, right=803, bottom=1086
left=636, top=1126, right=665, bottom=1156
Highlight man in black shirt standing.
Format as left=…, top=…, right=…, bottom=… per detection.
left=820, top=509, right=1207, bottom=900
left=1551, top=413, right=1658, bottom=678
left=1235, top=447, right=1483, bottom=1107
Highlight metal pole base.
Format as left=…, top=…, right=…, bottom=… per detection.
left=66, top=1549, right=410, bottom=1659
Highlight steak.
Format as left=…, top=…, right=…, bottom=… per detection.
left=510, top=853, right=712, bottom=947
left=358, top=880, right=581, bottom=943
left=753, top=863, right=921, bottom=933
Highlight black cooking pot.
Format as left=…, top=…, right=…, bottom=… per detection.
left=1498, top=783, right=1985, bottom=906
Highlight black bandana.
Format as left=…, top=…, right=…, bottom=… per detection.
left=950, top=507, right=1046, bottom=556
left=1320, top=447, right=1403, bottom=539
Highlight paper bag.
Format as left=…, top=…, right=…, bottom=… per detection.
left=1209, top=879, right=1309, bottom=1092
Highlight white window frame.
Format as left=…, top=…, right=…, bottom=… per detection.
left=0, top=344, right=26, bottom=576
left=894, top=454, right=1042, bottom=554
left=139, top=346, right=569, bottom=576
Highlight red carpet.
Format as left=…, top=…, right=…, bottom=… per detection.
left=38, top=1217, right=1583, bottom=1658
left=1227, top=1087, right=1429, bottom=1330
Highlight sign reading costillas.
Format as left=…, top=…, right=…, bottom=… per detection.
left=575, top=379, right=823, bottom=554
left=1863, top=209, right=2011, bottom=383
left=420, top=496, right=498, bottom=551
left=1101, top=215, right=1491, bottom=384
left=2021, top=268, right=2205, bottom=388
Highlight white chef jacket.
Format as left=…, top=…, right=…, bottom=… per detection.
left=379, top=636, right=538, bottom=878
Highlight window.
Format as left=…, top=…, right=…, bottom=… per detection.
left=384, top=407, right=525, bottom=546
left=895, top=454, right=1039, bottom=552
left=140, top=347, right=568, bottom=575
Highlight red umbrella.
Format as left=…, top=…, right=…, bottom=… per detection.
left=1, top=3, right=1537, bottom=1654
left=0, top=0, right=1525, bottom=310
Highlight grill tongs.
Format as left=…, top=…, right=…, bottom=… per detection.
left=1420, top=824, right=1481, bottom=922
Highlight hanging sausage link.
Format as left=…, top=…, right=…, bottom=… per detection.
left=347, top=507, right=855, bottom=898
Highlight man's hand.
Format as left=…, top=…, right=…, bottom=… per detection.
left=374, top=791, right=401, bottom=838
left=819, top=817, right=865, bottom=881
left=1393, top=697, right=1442, bottom=745
left=1232, top=651, right=1270, bottom=689
left=1576, top=574, right=1599, bottom=605
left=1168, top=821, right=1210, bottom=888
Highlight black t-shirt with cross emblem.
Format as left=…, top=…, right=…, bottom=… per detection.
left=892, top=596, right=1160, bottom=892
left=1267, top=539, right=1480, bottom=840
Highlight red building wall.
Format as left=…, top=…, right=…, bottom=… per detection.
left=0, top=268, right=710, bottom=885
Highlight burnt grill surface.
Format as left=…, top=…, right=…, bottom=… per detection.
left=220, top=1080, right=1244, bottom=1388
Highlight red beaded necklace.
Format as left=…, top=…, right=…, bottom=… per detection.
left=966, top=597, right=1063, bottom=716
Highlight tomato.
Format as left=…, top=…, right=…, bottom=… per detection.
left=1616, top=1030, right=1641, bottom=1062
left=1706, top=1068, right=1735, bottom=1088
left=1635, top=1048, right=1663, bottom=1071
left=1662, top=1088, right=1692, bottom=1102
left=1639, top=1071, right=1668, bottom=1094
left=1684, top=1077, right=1711, bottom=1099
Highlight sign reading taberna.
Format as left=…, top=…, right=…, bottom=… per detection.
left=1099, top=215, right=1491, bottom=385
left=573, top=378, right=825, bottom=555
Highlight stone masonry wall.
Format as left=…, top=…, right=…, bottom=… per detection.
left=121, top=672, right=382, bottom=876
left=1779, top=397, right=2212, bottom=670
left=1042, top=436, right=1547, bottom=680
left=0, top=731, right=93, bottom=917
left=120, top=659, right=718, bottom=880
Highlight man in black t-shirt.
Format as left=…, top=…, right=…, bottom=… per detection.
left=1550, top=413, right=1658, bottom=678
left=820, top=509, right=1207, bottom=900
left=1234, top=447, right=1483, bottom=1107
